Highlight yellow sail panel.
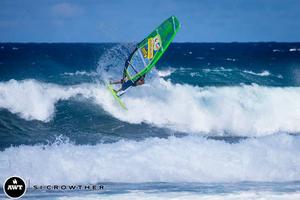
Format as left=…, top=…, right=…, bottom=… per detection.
left=147, top=38, right=154, bottom=59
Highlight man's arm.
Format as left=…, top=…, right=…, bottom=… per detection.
left=110, top=79, right=123, bottom=85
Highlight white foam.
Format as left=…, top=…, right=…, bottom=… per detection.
left=110, top=79, right=300, bottom=136
left=96, top=44, right=134, bottom=81
left=0, top=134, right=300, bottom=185
left=226, top=58, right=237, bottom=62
left=190, top=72, right=198, bottom=77
left=0, top=79, right=103, bottom=121
left=63, top=71, right=98, bottom=77
left=273, top=49, right=284, bottom=52
left=289, top=48, right=300, bottom=52
left=203, top=67, right=233, bottom=73
left=277, top=74, right=283, bottom=79
left=58, top=191, right=300, bottom=200
left=2, top=79, right=300, bottom=136
left=157, top=68, right=176, bottom=77
left=243, top=70, right=271, bottom=77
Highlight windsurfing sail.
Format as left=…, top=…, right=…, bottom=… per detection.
left=124, top=16, right=181, bottom=82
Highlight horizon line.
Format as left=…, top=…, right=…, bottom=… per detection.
left=1, top=41, right=300, bottom=44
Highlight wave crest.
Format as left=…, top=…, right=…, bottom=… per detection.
left=1, top=79, right=300, bottom=136
left=0, top=134, right=299, bottom=184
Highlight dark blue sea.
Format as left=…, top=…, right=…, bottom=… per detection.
left=1, top=43, right=300, bottom=199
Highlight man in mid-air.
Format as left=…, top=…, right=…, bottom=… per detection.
left=110, top=47, right=146, bottom=95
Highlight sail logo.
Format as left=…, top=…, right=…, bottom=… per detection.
left=141, top=47, right=148, bottom=58
left=3, top=176, right=27, bottom=199
left=146, top=35, right=161, bottom=59
left=147, top=38, right=154, bottom=59
left=153, top=35, right=161, bottom=51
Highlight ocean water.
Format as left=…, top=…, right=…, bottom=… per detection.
left=0, top=43, right=300, bottom=199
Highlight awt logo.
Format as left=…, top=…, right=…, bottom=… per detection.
left=3, top=176, right=27, bottom=199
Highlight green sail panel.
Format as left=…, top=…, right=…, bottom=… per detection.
left=125, top=15, right=181, bottom=81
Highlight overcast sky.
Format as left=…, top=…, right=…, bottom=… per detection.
left=1, top=0, right=300, bottom=42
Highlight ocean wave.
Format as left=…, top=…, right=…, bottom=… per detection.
left=1, top=79, right=300, bottom=136
left=0, top=134, right=299, bottom=184
left=226, top=58, right=237, bottom=62
left=0, top=79, right=102, bottom=122
left=113, top=79, right=300, bottom=136
left=273, top=49, right=284, bottom=52
left=62, top=71, right=98, bottom=77
left=195, top=67, right=282, bottom=80
left=188, top=68, right=284, bottom=82
left=58, top=191, right=300, bottom=200
left=289, top=48, right=300, bottom=52
left=157, top=68, right=176, bottom=77
left=243, top=70, right=271, bottom=77
left=202, top=67, right=233, bottom=73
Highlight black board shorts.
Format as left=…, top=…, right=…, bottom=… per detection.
left=121, top=80, right=135, bottom=91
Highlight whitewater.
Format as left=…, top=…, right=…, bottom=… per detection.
left=1, top=42, right=300, bottom=199
left=1, top=134, right=300, bottom=184
left=1, top=79, right=300, bottom=136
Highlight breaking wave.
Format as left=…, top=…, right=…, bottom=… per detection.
left=0, top=134, right=299, bottom=185
left=1, top=79, right=300, bottom=136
